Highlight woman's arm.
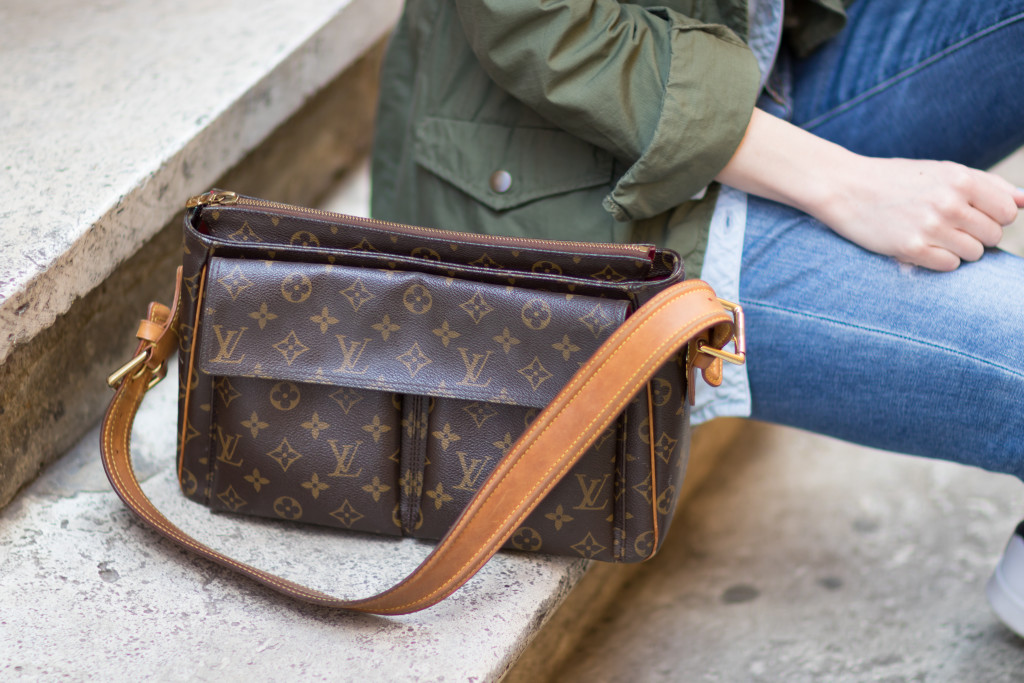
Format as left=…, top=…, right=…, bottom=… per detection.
left=716, top=108, right=1024, bottom=271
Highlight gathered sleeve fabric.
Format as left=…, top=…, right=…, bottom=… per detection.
left=453, top=0, right=762, bottom=222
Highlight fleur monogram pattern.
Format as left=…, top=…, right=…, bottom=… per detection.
left=310, top=306, right=338, bottom=333
left=460, top=290, right=494, bottom=324
left=249, top=302, right=277, bottom=329
left=493, top=327, right=521, bottom=354
left=432, top=320, right=461, bottom=347
left=372, top=314, right=400, bottom=341
left=217, top=265, right=253, bottom=301
left=340, top=279, right=375, bottom=312
left=178, top=204, right=691, bottom=561
left=242, top=411, right=268, bottom=438
left=552, top=334, right=581, bottom=361
left=301, top=412, right=329, bottom=439
left=301, top=473, right=329, bottom=499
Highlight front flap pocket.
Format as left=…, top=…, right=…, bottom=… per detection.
left=413, top=117, right=615, bottom=212
left=198, top=257, right=630, bottom=408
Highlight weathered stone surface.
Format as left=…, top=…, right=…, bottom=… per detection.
left=0, top=360, right=587, bottom=681
left=0, top=0, right=401, bottom=362
left=0, top=352, right=739, bottom=682
left=553, top=423, right=1024, bottom=682
left=505, top=420, right=745, bottom=683
left=0, top=40, right=389, bottom=511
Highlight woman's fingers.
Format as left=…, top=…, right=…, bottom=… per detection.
left=937, top=203, right=1003, bottom=251
left=901, top=243, right=962, bottom=272
left=956, top=164, right=1021, bottom=227
left=889, top=162, right=1018, bottom=269
left=1013, top=187, right=1024, bottom=209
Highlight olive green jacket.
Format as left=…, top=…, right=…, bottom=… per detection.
left=370, top=0, right=847, bottom=277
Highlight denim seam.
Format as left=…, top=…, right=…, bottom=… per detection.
left=801, top=12, right=1024, bottom=132
left=743, top=298, right=1024, bottom=380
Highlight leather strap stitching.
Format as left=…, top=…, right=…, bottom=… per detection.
left=383, top=295, right=725, bottom=611
left=102, top=280, right=732, bottom=612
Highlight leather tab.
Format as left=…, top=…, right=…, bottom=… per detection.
left=136, top=319, right=164, bottom=344
left=135, top=270, right=182, bottom=373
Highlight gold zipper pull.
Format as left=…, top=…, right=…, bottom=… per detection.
left=185, top=190, right=239, bottom=209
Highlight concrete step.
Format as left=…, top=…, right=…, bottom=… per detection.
left=0, top=0, right=402, bottom=511
left=0, top=144, right=746, bottom=681
left=0, top=7, right=744, bottom=674
left=551, top=423, right=1024, bottom=682
left=0, top=343, right=741, bottom=681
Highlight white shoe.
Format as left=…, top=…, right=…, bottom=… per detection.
left=987, top=525, right=1024, bottom=637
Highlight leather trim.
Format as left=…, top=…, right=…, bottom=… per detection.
left=177, top=266, right=207, bottom=486
left=645, top=382, right=659, bottom=557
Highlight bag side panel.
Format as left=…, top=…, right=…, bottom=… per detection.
left=177, top=224, right=215, bottom=504
left=649, top=358, right=691, bottom=555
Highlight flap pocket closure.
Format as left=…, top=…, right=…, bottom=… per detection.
left=198, top=257, right=629, bottom=409
left=413, top=117, right=615, bottom=211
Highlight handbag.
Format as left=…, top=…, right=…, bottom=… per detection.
left=101, top=189, right=744, bottom=614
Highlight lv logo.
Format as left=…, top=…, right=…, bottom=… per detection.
left=573, top=473, right=611, bottom=511
left=335, top=335, right=372, bottom=374
left=453, top=452, right=492, bottom=491
left=211, top=325, right=247, bottom=364
left=327, top=440, right=364, bottom=478
left=214, top=425, right=244, bottom=467
left=457, top=348, right=493, bottom=388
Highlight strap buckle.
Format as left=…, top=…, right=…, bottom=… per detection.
left=107, top=349, right=165, bottom=390
left=697, top=298, right=746, bottom=365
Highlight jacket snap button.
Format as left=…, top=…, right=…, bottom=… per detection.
left=489, top=170, right=512, bottom=194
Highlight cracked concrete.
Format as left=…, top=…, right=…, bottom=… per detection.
left=0, top=6, right=395, bottom=513
left=553, top=423, right=1024, bottom=683
left=0, top=360, right=590, bottom=681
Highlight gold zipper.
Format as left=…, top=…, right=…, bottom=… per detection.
left=186, top=190, right=654, bottom=259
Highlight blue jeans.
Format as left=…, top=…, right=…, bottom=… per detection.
left=743, top=0, right=1024, bottom=477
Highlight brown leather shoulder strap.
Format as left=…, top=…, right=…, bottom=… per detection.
left=101, top=275, right=736, bottom=614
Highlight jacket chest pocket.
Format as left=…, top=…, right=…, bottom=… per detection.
left=412, top=117, right=621, bottom=243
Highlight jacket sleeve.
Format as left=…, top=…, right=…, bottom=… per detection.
left=453, top=0, right=762, bottom=222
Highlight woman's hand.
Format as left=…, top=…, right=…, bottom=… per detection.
left=716, top=109, right=1024, bottom=271
left=813, top=157, right=1024, bottom=271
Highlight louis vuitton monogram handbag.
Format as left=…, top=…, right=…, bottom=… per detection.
left=101, top=189, right=744, bottom=614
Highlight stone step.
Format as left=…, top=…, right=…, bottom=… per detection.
left=0, top=328, right=741, bottom=681
left=551, top=423, right=1024, bottom=681
left=0, top=0, right=402, bottom=511
left=1, top=126, right=746, bottom=681
left=0, top=343, right=742, bottom=680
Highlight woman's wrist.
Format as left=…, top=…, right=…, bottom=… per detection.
left=715, top=108, right=865, bottom=220
left=791, top=143, right=868, bottom=229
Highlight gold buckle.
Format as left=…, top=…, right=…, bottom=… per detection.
left=107, top=349, right=165, bottom=390
left=697, top=298, right=746, bottom=365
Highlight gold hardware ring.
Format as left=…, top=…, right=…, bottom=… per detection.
left=697, top=298, right=746, bottom=365
left=107, top=349, right=165, bottom=390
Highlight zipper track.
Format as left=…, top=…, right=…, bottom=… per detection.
left=204, top=193, right=653, bottom=259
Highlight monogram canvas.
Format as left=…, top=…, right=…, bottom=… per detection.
left=176, top=198, right=692, bottom=563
